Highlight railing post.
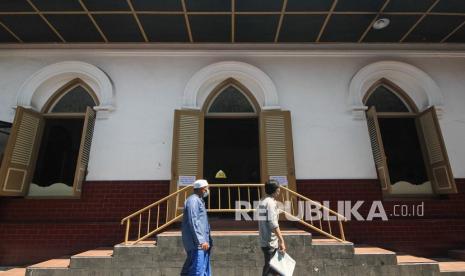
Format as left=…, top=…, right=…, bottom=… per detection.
left=125, top=219, right=130, bottom=244
left=138, top=214, right=142, bottom=239
left=339, top=221, right=346, bottom=241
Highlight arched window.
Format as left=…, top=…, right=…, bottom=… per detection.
left=208, top=85, right=255, bottom=114
left=206, top=84, right=257, bottom=116
left=364, top=81, right=456, bottom=197
left=51, top=86, right=97, bottom=113
left=43, top=81, right=98, bottom=113
left=0, top=79, right=98, bottom=198
left=22, top=80, right=98, bottom=198
left=365, top=85, right=413, bottom=113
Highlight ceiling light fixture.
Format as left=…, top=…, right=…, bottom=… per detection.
left=373, top=18, right=390, bottom=30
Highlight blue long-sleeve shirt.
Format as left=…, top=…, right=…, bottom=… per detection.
left=181, top=194, right=211, bottom=251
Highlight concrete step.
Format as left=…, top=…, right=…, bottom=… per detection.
left=25, top=258, right=69, bottom=276
left=396, top=255, right=441, bottom=275
left=0, top=268, right=26, bottom=276
left=310, top=238, right=354, bottom=259
left=69, top=247, right=113, bottom=269
left=438, top=260, right=465, bottom=275
left=450, top=250, right=465, bottom=261
left=353, top=246, right=398, bottom=266
left=24, top=231, right=465, bottom=276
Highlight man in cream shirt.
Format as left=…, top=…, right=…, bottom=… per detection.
left=258, top=179, right=286, bottom=276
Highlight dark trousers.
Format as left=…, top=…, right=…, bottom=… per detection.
left=261, top=246, right=280, bottom=276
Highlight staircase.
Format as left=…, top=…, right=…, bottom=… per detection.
left=120, top=184, right=347, bottom=244
left=22, top=231, right=465, bottom=275
left=9, top=184, right=465, bottom=275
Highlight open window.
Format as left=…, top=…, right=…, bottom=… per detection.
left=0, top=79, right=98, bottom=198
left=365, top=81, right=456, bottom=197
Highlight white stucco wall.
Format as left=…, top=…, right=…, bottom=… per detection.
left=0, top=48, right=464, bottom=181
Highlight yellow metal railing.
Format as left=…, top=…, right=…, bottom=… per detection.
left=121, top=183, right=347, bottom=244
left=279, top=185, right=347, bottom=242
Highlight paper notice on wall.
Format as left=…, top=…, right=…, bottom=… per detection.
left=178, top=176, right=196, bottom=186
left=270, top=176, right=288, bottom=186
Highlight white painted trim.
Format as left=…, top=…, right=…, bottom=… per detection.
left=16, top=61, right=114, bottom=112
left=1, top=43, right=465, bottom=54
left=183, top=61, right=280, bottom=110
left=348, top=60, right=443, bottom=119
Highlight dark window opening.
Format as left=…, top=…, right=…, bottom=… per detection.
left=208, top=85, right=255, bottom=113
left=0, top=121, right=12, bottom=167
left=51, top=85, right=96, bottom=113
left=32, top=118, right=84, bottom=187
left=378, top=118, right=428, bottom=185
left=366, top=85, right=410, bottom=112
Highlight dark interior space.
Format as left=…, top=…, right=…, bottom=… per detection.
left=378, top=117, right=429, bottom=185
left=203, top=118, right=260, bottom=212
left=32, top=118, right=84, bottom=187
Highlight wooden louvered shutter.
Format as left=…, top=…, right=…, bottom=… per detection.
left=416, top=106, right=457, bottom=194
left=260, top=110, right=296, bottom=192
left=72, top=107, right=96, bottom=198
left=366, top=106, right=392, bottom=196
left=0, top=107, right=43, bottom=196
left=170, top=110, right=204, bottom=194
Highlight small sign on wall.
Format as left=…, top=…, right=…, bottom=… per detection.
left=270, top=176, right=288, bottom=186
left=178, top=176, right=196, bottom=186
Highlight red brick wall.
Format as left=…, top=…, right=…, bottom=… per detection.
left=296, top=179, right=465, bottom=257
left=1, top=179, right=464, bottom=266
left=0, top=181, right=169, bottom=266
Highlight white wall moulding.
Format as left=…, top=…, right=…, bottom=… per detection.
left=348, top=60, right=444, bottom=119
left=182, top=61, right=280, bottom=110
left=1, top=43, right=465, bottom=57
left=15, top=61, right=114, bottom=115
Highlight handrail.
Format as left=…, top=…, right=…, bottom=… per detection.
left=121, top=183, right=347, bottom=244
left=278, top=185, right=346, bottom=241
left=121, top=185, right=192, bottom=223
left=280, top=186, right=347, bottom=221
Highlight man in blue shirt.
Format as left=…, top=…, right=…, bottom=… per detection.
left=181, top=179, right=212, bottom=276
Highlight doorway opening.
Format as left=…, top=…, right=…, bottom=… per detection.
left=204, top=118, right=260, bottom=184
left=202, top=80, right=261, bottom=214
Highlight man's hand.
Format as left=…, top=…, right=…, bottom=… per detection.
left=201, top=242, right=210, bottom=251
left=278, top=239, right=286, bottom=252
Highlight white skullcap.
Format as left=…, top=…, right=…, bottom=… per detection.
left=193, top=179, right=209, bottom=189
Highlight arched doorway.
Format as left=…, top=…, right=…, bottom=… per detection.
left=170, top=75, right=296, bottom=209
left=202, top=79, right=261, bottom=185
left=201, top=79, right=261, bottom=211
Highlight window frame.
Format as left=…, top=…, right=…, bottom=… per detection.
left=41, top=78, right=99, bottom=115
left=364, top=78, right=419, bottom=115
left=364, top=79, right=457, bottom=198
left=24, top=79, right=98, bottom=199
left=203, top=78, right=260, bottom=118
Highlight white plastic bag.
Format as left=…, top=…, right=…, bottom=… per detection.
left=269, top=251, right=296, bottom=276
